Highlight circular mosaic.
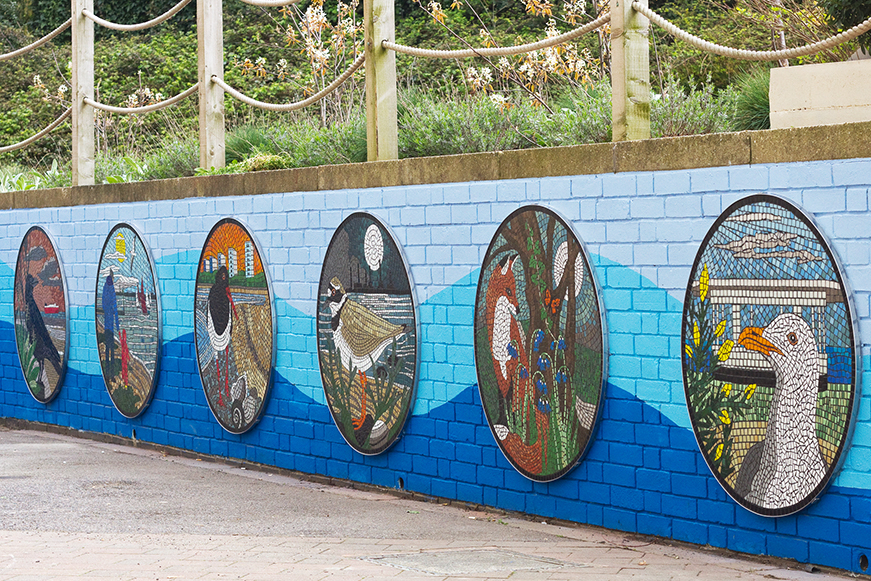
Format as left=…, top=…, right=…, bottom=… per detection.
left=194, top=218, right=275, bottom=434
left=317, top=213, right=418, bottom=455
left=682, top=194, right=858, bottom=516
left=95, top=223, right=161, bottom=418
left=13, top=226, right=69, bottom=404
left=474, top=205, right=606, bottom=482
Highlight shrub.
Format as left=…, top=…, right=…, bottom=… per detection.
left=732, top=67, right=770, bottom=131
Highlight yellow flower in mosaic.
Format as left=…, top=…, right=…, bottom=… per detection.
left=719, top=409, right=731, bottom=425
left=717, top=339, right=734, bottom=361
left=721, top=383, right=732, bottom=396
left=685, top=344, right=693, bottom=358
left=693, top=321, right=700, bottom=347
left=699, top=264, right=709, bottom=302
left=714, top=442, right=723, bottom=461
left=744, top=383, right=757, bottom=400
left=715, top=320, right=726, bottom=337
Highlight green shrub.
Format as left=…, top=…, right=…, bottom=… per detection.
left=652, top=76, right=738, bottom=137
left=733, top=67, right=771, bottom=131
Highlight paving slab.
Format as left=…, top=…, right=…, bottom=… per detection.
left=0, top=427, right=856, bottom=581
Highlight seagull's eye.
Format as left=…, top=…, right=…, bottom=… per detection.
left=787, top=332, right=798, bottom=345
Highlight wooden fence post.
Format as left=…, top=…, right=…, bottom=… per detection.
left=364, top=0, right=398, bottom=161
left=611, top=0, right=650, bottom=141
left=198, top=0, right=225, bottom=169
left=71, top=0, right=95, bottom=186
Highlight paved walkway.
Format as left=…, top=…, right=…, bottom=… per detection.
left=0, top=427, right=853, bottom=580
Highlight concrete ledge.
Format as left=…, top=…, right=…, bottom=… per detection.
left=9, top=121, right=871, bottom=209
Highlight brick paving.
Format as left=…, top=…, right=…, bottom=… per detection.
left=0, top=428, right=854, bottom=580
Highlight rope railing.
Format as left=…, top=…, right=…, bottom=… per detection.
left=634, top=1, right=871, bottom=60
left=383, top=12, right=611, bottom=58
left=0, top=109, right=71, bottom=154
left=82, top=0, right=193, bottom=32
left=0, top=19, right=72, bottom=62
left=84, top=84, right=199, bottom=114
left=212, top=53, right=365, bottom=112
left=235, top=0, right=307, bottom=6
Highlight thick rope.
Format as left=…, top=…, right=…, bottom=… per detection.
left=383, top=13, right=610, bottom=58
left=212, top=53, right=365, bottom=112
left=0, top=109, right=71, bottom=154
left=235, top=0, right=307, bottom=6
left=82, top=0, right=193, bottom=32
left=0, top=19, right=72, bottom=62
left=84, top=84, right=198, bottom=114
left=634, top=1, right=871, bottom=60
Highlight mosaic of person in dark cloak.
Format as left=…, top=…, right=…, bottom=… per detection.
left=95, top=224, right=161, bottom=418
left=682, top=195, right=857, bottom=516
left=317, top=213, right=418, bottom=455
left=474, top=206, right=605, bottom=482
left=195, top=219, right=274, bottom=434
left=13, top=227, right=68, bottom=403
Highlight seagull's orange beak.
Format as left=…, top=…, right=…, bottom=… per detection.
left=738, top=326, right=783, bottom=357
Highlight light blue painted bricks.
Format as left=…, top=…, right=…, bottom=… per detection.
left=1, top=158, right=870, bottom=574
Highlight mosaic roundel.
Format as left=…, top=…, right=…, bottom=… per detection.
left=474, top=205, right=606, bottom=482
left=95, top=224, right=161, bottom=418
left=317, top=212, right=418, bottom=455
left=682, top=194, right=859, bottom=517
left=13, top=226, right=69, bottom=404
left=194, top=218, right=275, bottom=434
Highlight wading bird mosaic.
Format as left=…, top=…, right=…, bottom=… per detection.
left=317, top=213, right=418, bottom=455
left=194, top=218, right=274, bottom=434
left=95, top=224, right=161, bottom=418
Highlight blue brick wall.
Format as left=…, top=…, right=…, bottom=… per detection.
left=1, top=157, right=870, bottom=574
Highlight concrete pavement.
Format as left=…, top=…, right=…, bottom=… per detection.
left=0, top=427, right=855, bottom=580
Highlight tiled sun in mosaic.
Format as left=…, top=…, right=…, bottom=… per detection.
left=474, top=206, right=606, bottom=482
left=13, top=226, right=69, bottom=403
left=682, top=195, right=858, bottom=516
left=95, top=224, right=161, bottom=418
left=317, top=213, right=418, bottom=455
left=194, top=218, right=274, bottom=434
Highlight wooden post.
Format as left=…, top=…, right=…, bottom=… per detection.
left=611, top=0, right=650, bottom=141
left=364, top=0, right=398, bottom=161
left=197, top=0, right=225, bottom=169
left=71, top=0, right=94, bottom=186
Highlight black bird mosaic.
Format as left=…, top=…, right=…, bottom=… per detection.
left=206, top=266, right=238, bottom=407
left=24, top=273, right=62, bottom=394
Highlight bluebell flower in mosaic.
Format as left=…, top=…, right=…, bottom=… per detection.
left=507, top=342, right=519, bottom=359
left=537, top=355, right=551, bottom=371
left=533, top=330, right=545, bottom=352
left=519, top=367, right=529, bottom=379
left=535, top=377, right=548, bottom=395
left=558, top=338, right=566, bottom=351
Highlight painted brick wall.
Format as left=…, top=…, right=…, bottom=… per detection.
left=1, top=157, right=870, bottom=574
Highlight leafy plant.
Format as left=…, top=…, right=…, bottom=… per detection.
left=684, top=265, right=751, bottom=480
left=818, top=0, right=871, bottom=50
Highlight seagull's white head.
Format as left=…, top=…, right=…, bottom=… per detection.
left=738, top=312, right=818, bottom=383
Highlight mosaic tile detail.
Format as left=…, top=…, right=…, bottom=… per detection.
left=474, top=205, right=606, bottom=482
left=95, top=224, right=161, bottom=418
left=194, top=218, right=275, bottom=434
left=317, top=213, right=418, bottom=455
left=682, top=194, right=858, bottom=517
left=13, top=226, right=69, bottom=404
